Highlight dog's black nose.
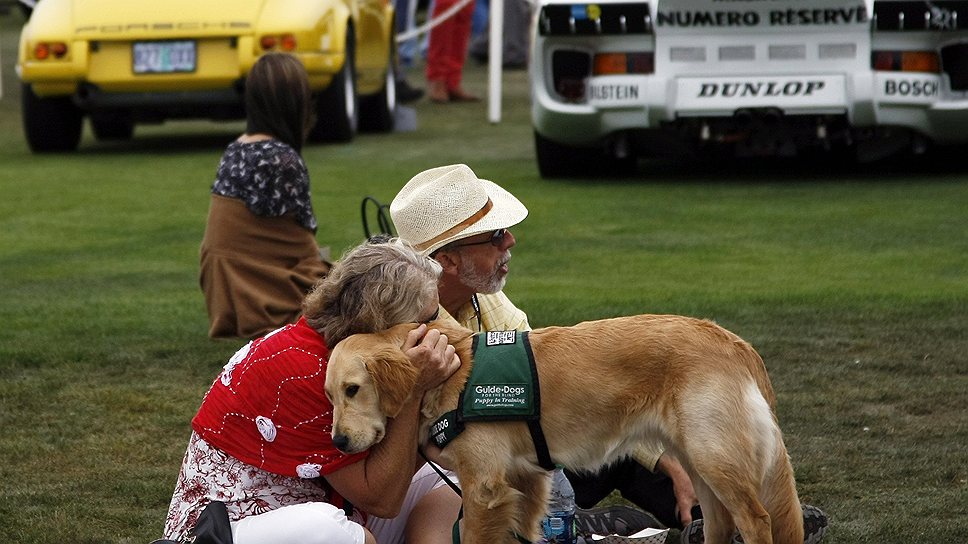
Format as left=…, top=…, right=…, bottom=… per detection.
left=332, top=434, right=350, bottom=452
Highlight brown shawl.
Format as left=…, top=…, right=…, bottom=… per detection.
left=200, top=195, right=330, bottom=339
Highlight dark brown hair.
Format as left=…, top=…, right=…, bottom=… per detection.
left=244, top=52, right=314, bottom=152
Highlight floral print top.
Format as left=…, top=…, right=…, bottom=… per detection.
left=163, top=431, right=367, bottom=540
left=211, top=139, right=318, bottom=232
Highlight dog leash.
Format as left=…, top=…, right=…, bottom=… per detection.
left=419, top=449, right=464, bottom=544
left=419, top=448, right=463, bottom=499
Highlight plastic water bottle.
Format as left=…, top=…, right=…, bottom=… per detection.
left=540, top=466, right=577, bottom=544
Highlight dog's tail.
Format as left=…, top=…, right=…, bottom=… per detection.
left=732, top=339, right=804, bottom=543
left=740, top=343, right=804, bottom=544
left=734, top=337, right=777, bottom=410
left=763, top=439, right=804, bottom=544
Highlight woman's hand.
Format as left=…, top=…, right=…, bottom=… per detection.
left=403, top=324, right=460, bottom=393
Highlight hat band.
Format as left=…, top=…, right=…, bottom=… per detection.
left=416, top=198, right=494, bottom=251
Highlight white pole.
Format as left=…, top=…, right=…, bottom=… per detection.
left=1, top=21, right=4, bottom=100
left=487, top=0, right=504, bottom=123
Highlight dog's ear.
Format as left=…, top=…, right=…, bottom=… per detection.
left=365, top=346, right=419, bottom=418
left=429, top=318, right=475, bottom=344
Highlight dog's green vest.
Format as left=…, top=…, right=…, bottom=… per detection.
left=428, top=331, right=554, bottom=470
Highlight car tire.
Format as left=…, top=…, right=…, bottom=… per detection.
left=534, top=130, right=637, bottom=178
left=309, top=28, right=358, bottom=142
left=358, top=46, right=397, bottom=133
left=91, top=114, right=135, bottom=141
left=22, top=83, right=83, bottom=153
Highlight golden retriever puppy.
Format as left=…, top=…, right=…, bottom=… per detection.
left=325, top=315, right=805, bottom=544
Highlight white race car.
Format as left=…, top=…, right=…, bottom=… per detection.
left=530, top=0, right=968, bottom=176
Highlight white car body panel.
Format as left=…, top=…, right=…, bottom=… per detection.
left=530, top=0, right=968, bottom=175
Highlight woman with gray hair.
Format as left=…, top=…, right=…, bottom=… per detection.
left=163, top=238, right=461, bottom=544
left=303, top=239, right=443, bottom=348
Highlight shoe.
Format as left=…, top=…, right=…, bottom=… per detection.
left=575, top=505, right=662, bottom=538
left=448, top=87, right=480, bottom=102
left=679, top=519, right=705, bottom=544
left=801, top=504, right=828, bottom=544
left=678, top=504, right=828, bottom=544
left=395, top=78, right=424, bottom=104
left=427, top=79, right=449, bottom=103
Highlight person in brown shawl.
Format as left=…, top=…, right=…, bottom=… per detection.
left=200, top=53, right=330, bottom=339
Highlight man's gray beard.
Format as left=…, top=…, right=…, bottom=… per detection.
left=457, top=255, right=508, bottom=294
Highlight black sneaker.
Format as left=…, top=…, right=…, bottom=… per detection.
left=678, top=504, right=828, bottom=544
left=801, top=504, right=828, bottom=544
left=679, top=518, right=705, bottom=544
left=395, top=78, right=424, bottom=104
left=575, top=505, right=662, bottom=538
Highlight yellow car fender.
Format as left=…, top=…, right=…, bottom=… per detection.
left=17, top=0, right=83, bottom=93
left=259, top=0, right=353, bottom=89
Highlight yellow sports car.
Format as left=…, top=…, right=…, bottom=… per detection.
left=16, top=0, right=397, bottom=152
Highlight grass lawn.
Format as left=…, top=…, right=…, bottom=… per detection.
left=1, top=11, right=966, bottom=544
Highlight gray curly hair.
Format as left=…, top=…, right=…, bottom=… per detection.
left=303, top=238, right=442, bottom=348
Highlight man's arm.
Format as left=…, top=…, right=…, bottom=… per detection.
left=654, top=452, right=699, bottom=526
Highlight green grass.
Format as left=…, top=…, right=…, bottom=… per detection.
left=2, top=12, right=967, bottom=543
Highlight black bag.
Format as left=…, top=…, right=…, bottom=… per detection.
left=361, top=196, right=396, bottom=240
left=189, top=500, right=234, bottom=544
left=148, top=501, right=233, bottom=544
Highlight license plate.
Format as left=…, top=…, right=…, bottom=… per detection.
left=133, top=41, right=196, bottom=74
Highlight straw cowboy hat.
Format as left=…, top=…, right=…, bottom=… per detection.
left=391, top=164, right=529, bottom=255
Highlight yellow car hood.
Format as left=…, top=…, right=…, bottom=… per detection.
left=72, top=0, right=268, bottom=38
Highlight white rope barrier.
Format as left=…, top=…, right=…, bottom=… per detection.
left=395, top=0, right=478, bottom=44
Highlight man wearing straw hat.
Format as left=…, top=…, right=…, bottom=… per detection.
left=391, top=164, right=529, bottom=331
left=389, top=164, right=696, bottom=537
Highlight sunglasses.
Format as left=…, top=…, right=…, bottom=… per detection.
left=454, top=228, right=508, bottom=248
left=420, top=306, right=440, bottom=324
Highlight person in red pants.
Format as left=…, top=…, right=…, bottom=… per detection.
left=426, top=0, right=479, bottom=102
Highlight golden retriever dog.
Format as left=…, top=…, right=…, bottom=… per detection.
left=326, top=315, right=804, bottom=544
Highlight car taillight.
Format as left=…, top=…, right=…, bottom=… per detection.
left=593, top=52, right=654, bottom=75
left=871, top=50, right=940, bottom=73
left=552, top=49, right=590, bottom=102
left=260, top=34, right=297, bottom=51
left=34, top=42, right=68, bottom=60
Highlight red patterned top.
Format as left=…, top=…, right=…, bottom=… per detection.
left=192, top=317, right=367, bottom=479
